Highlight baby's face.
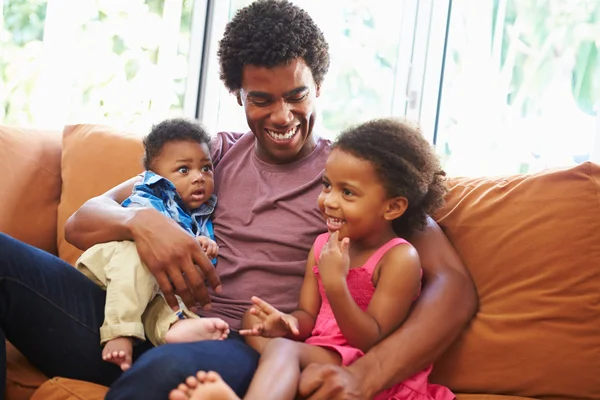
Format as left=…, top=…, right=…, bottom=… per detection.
left=152, top=140, right=214, bottom=210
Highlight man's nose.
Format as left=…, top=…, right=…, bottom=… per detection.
left=270, top=100, right=293, bottom=126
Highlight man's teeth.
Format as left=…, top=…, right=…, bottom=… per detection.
left=267, top=128, right=296, bottom=140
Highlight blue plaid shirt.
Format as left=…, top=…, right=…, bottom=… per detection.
left=122, top=171, right=217, bottom=263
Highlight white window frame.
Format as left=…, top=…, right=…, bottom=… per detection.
left=404, top=0, right=451, bottom=145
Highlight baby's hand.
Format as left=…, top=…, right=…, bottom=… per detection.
left=239, top=296, right=300, bottom=338
left=196, top=236, right=218, bottom=259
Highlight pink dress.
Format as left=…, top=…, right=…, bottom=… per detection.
left=305, top=233, right=455, bottom=400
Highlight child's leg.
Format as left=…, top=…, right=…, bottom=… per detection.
left=143, top=294, right=230, bottom=345
left=82, top=241, right=158, bottom=371
left=165, top=317, right=230, bottom=343
left=171, top=338, right=341, bottom=400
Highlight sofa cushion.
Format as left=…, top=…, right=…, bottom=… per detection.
left=0, top=125, right=62, bottom=254
left=30, top=378, right=108, bottom=400
left=5, top=342, right=48, bottom=400
left=57, top=124, right=144, bottom=265
left=431, top=162, right=600, bottom=400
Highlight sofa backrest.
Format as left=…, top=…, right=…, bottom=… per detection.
left=57, top=124, right=144, bottom=265
left=0, top=125, right=62, bottom=254
left=432, top=163, right=600, bottom=399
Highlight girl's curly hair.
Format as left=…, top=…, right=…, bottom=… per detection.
left=333, top=118, right=448, bottom=238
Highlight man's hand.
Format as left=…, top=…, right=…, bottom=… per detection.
left=129, top=208, right=222, bottom=310
left=197, top=236, right=219, bottom=260
left=298, top=364, right=369, bottom=400
left=238, top=296, right=300, bottom=338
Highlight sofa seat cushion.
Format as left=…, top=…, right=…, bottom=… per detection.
left=0, top=125, right=62, bottom=254
left=57, top=124, right=144, bottom=265
left=5, top=342, right=48, bottom=400
left=30, top=378, right=108, bottom=400
left=431, top=162, right=600, bottom=400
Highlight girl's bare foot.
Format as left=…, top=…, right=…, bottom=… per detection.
left=102, top=337, right=133, bottom=371
left=169, top=371, right=239, bottom=400
left=165, top=318, right=230, bottom=343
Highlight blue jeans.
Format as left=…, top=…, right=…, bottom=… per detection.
left=0, top=233, right=258, bottom=399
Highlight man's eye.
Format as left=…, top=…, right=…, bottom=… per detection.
left=288, top=94, right=307, bottom=102
left=251, top=98, right=270, bottom=106
left=178, top=167, right=189, bottom=174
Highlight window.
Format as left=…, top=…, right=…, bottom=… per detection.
left=1, top=0, right=204, bottom=130
left=431, top=0, right=600, bottom=176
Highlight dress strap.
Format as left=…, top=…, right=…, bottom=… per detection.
left=363, top=238, right=409, bottom=276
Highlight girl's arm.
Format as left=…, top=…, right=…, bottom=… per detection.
left=289, top=246, right=322, bottom=340
left=325, top=244, right=421, bottom=353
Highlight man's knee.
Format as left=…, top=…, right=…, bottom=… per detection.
left=107, top=339, right=259, bottom=399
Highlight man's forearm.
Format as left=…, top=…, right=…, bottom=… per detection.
left=64, top=196, right=137, bottom=250
left=348, top=271, right=477, bottom=397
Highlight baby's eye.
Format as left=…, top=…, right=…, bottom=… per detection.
left=342, top=188, right=354, bottom=196
left=178, top=166, right=189, bottom=174
left=321, top=180, right=331, bottom=189
left=201, top=165, right=213, bottom=173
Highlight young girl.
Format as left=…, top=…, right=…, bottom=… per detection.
left=169, top=118, right=454, bottom=400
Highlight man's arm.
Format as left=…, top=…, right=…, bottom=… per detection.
left=299, top=217, right=478, bottom=399
left=64, top=177, right=222, bottom=310
left=65, top=177, right=141, bottom=249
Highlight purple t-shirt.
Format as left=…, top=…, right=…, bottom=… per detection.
left=199, top=131, right=330, bottom=330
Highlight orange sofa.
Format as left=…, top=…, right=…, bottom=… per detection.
left=1, top=123, right=599, bottom=400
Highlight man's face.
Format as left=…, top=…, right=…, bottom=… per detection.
left=237, top=58, right=321, bottom=165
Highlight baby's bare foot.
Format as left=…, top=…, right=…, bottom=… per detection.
left=102, top=337, right=133, bottom=371
left=169, top=371, right=239, bottom=400
left=165, top=318, right=230, bottom=344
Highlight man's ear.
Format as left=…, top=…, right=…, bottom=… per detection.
left=315, top=84, right=321, bottom=98
left=384, top=196, right=408, bottom=221
left=236, top=91, right=243, bottom=106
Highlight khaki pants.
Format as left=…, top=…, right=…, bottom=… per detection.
left=75, top=240, right=198, bottom=346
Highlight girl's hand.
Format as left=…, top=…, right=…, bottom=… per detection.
left=239, top=296, right=300, bottom=338
left=318, top=231, right=350, bottom=287
left=197, top=236, right=219, bottom=259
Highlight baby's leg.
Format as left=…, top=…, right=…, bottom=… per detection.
left=165, top=318, right=230, bottom=343
left=102, top=337, right=133, bottom=371
left=175, top=338, right=341, bottom=400
left=78, top=241, right=155, bottom=371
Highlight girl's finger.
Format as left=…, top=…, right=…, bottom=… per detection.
left=251, top=296, right=278, bottom=314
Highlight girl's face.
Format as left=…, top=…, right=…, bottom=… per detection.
left=317, top=149, right=406, bottom=242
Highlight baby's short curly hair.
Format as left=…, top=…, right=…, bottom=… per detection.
left=333, top=118, right=448, bottom=238
left=217, top=0, right=330, bottom=93
left=142, top=118, right=211, bottom=170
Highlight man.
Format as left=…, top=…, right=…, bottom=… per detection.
left=36, top=0, right=475, bottom=399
